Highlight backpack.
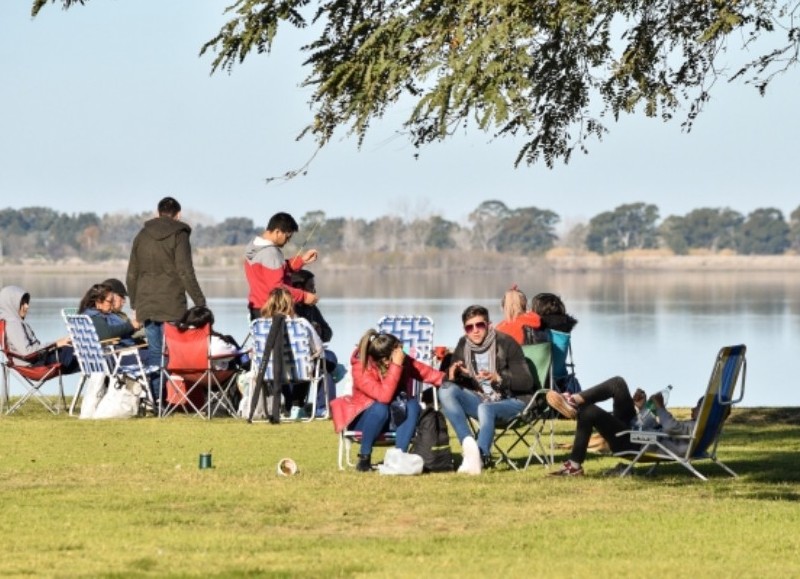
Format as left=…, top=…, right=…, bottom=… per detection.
left=411, top=407, right=454, bottom=473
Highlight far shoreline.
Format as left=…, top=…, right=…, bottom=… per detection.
left=2, top=251, right=800, bottom=274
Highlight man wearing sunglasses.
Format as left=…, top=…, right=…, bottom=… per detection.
left=439, top=305, right=534, bottom=474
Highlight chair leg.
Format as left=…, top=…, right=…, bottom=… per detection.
left=69, top=375, right=89, bottom=417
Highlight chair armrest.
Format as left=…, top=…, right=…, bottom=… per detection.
left=616, top=429, right=691, bottom=443
left=8, top=342, right=58, bottom=363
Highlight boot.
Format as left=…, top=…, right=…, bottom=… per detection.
left=356, top=453, right=372, bottom=472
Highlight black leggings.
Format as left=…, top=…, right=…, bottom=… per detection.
left=570, top=376, right=638, bottom=464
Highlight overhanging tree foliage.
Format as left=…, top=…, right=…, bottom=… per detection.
left=32, top=0, right=800, bottom=170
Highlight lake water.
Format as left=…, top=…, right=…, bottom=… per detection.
left=4, top=269, right=797, bottom=408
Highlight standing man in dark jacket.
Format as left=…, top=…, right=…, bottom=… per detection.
left=126, top=197, right=206, bottom=406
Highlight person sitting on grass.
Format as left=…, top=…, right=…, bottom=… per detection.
left=330, top=329, right=455, bottom=472
left=547, top=377, right=707, bottom=476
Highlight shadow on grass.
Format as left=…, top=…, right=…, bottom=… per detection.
left=728, top=407, right=800, bottom=426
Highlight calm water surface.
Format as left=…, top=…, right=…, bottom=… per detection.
left=6, top=269, right=798, bottom=407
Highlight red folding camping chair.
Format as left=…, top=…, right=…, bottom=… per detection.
left=160, top=323, right=239, bottom=419
left=0, top=319, right=66, bottom=415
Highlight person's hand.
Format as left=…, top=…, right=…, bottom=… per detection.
left=448, top=361, right=465, bottom=381
left=55, top=336, right=71, bottom=348
left=131, top=318, right=143, bottom=331
left=649, top=393, right=665, bottom=409
left=302, top=249, right=318, bottom=264
left=390, top=344, right=405, bottom=366
left=477, top=370, right=500, bottom=384
left=303, top=291, right=319, bottom=305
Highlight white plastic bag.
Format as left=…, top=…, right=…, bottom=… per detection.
left=378, top=448, right=424, bottom=476
left=79, top=373, right=107, bottom=420
left=237, top=369, right=268, bottom=420
left=93, top=378, right=140, bottom=419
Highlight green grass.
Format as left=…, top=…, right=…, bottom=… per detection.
left=1, top=403, right=799, bottom=578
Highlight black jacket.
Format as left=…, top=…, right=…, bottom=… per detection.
left=450, top=331, right=534, bottom=402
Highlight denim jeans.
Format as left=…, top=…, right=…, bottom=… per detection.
left=144, top=321, right=164, bottom=404
left=438, top=382, right=525, bottom=457
left=351, top=399, right=421, bottom=455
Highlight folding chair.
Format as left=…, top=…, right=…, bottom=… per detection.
left=489, top=341, right=555, bottom=470
left=248, top=317, right=324, bottom=422
left=160, top=323, right=241, bottom=419
left=376, top=315, right=435, bottom=398
left=0, top=319, right=66, bottom=415
left=549, top=329, right=580, bottom=393
left=337, top=315, right=434, bottom=470
left=63, top=313, right=158, bottom=417
left=614, top=344, right=747, bottom=480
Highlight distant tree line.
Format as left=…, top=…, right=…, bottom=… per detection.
left=1, top=201, right=799, bottom=262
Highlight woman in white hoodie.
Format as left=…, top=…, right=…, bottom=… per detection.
left=0, top=285, right=79, bottom=373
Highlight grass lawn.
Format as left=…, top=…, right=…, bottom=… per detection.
left=1, top=403, right=799, bottom=578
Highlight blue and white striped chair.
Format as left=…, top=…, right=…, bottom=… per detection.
left=248, top=317, right=324, bottom=422
left=63, top=312, right=158, bottom=417
left=338, top=315, right=435, bottom=469
left=376, top=315, right=435, bottom=367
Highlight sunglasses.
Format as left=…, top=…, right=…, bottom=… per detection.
left=464, top=321, right=487, bottom=333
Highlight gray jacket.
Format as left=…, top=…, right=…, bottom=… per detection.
left=0, top=285, right=48, bottom=365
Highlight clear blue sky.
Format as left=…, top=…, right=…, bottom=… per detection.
left=2, top=1, right=798, bottom=230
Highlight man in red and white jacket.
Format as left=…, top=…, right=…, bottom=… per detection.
left=244, top=212, right=319, bottom=320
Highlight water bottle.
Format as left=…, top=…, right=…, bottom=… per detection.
left=636, top=385, right=672, bottom=430
left=645, top=385, right=673, bottom=414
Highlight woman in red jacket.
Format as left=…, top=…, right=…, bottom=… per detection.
left=331, top=329, right=454, bottom=472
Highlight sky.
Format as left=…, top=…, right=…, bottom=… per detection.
left=2, top=1, right=799, bottom=230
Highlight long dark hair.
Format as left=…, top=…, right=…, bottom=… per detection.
left=176, top=305, right=214, bottom=332
left=78, top=283, right=112, bottom=314
left=177, top=305, right=241, bottom=349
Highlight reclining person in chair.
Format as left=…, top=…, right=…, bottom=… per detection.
left=438, top=304, right=534, bottom=475
left=547, top=378, right=711, bottom=476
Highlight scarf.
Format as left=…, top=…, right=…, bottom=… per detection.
left=462, top=327, right=497, bottom=377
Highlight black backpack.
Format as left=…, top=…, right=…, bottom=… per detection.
left=411, top=407, right=454, bottom=473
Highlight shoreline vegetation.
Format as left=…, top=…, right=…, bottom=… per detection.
left=3, top=248, right=800, bottom=274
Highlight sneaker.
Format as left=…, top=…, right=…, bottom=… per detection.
left=549, top=460, right=584, bottom=476
left=289, top=406, right=307, bottom=421
left=457, top=436, right=482, bottom=475
left=546, top=390, right=578, bottom=419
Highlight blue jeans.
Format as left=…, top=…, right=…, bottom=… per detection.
left=144, top=321, right=164, bottom=404
left=351, top=399, right=421, bottom=455
left=438, top=382, right=525, bottom=457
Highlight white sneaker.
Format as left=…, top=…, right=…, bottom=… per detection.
left=457, top=436, right=482, bottom=475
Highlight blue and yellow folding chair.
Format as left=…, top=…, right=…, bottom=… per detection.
left=614, top=344, right=746, bottom=480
